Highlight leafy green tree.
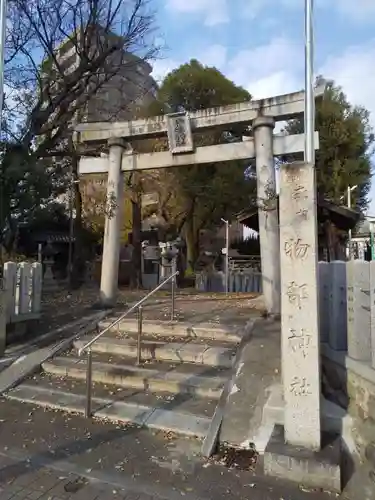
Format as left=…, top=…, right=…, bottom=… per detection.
left=155, top=60, right=257, bottom=269
left=0, top=143, right=67, bottom=256
left=286, top=78, right=374, bottom=212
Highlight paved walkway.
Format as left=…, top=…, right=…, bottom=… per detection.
left=0, top=398, right=337, bottom=500
left=0, top=457, right=153, bottom=500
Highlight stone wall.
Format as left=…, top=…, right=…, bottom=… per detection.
left=319, top=260, right=375, bottom=465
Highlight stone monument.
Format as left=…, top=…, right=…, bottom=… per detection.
left=264, top=162, right=341, bottom=493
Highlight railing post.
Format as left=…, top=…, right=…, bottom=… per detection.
left=137, top=305, right=143, bottom=365
left=171, top=274, right=176, bottom=321
left=85, top=348, right=93, bottom=418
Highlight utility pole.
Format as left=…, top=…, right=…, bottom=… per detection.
left=221, top=218, right=229, bottom=295
left=304, top=0, right=315, bottom=165
left=0, top=0, right=6, bottom=119
left=67, top=173, right=80, bottom=291
left=0, top=0, right=7, bottom=281
left=370, top=221, right=375, bottom=261
left=347, top=185, right=357, bottom=260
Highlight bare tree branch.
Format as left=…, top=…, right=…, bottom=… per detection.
left=4, top=0, right=158, bottom=154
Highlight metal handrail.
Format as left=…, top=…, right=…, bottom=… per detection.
left=81, top=270, right=179, bottom=418
left=78, top=270, right=179, bottom=356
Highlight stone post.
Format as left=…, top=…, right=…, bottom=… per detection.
left=371, top=262, right=375, bottom=369
left=328, top=261, right=347, bottom=351
left=347, top=260, right=371, bottom=362
left=3, top=262, right=17, bottom=323
left=100, top=138, right=126, bottom=307
left=318, top=261, right=330, bottom=343
left=31, top=262, right=43, bottom=314
left=0, top=281, right=6, bottom=355
left=19, top=262, right=32, bottom=315
left=279, top=161, right=321, bottom=449
left=253, top=116, right=280, bottom=316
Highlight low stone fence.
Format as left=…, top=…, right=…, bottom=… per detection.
left=2, top=261, right=43, bottom=324
left=319, top=260, right=375, bottom=461
left=196, top=269, right=262, bottom=293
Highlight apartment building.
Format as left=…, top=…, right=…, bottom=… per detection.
left=41, top=24, right=158, bottom=125
left=45, top=25, right=158, bottom=212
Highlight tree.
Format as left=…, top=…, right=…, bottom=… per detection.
left=152, top=60, right=257, bottom=269
left=0, top=144, right=67, bottom=256
left=1, top=0, right=158, bottom=268
left=285, top=78, right=374, bottom=212
left=80, top=175, right=133, bottom=242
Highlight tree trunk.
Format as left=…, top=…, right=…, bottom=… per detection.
left=184, top=217, right=199, bottom=272
left=130, top=186, right=142, bottom=289
left=71, top=153, right=85, bottom=288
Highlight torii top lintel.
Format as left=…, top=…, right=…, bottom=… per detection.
left=74, top=85, right=325, bottom=144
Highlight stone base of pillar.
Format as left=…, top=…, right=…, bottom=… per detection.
left=263, top=425, right=342, bottom=493
left=96, top=295, right=116, bottom=309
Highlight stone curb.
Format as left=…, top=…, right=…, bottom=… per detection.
left=42, top=357, right=226, bottom=399
left=98, top=318, right=243, bottom=344
left=0, top=311, right=108, bottom=394
left=6, top=384, right=211, bottom=438
left=201, top=317, right=259, bottom=457
left=73, top=338, right=236, bottom=368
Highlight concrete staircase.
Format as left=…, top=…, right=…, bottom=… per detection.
left=6, top=316, right=245, bottom=438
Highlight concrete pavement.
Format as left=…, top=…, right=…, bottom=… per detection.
left=0, top=397, right=337, bottom=500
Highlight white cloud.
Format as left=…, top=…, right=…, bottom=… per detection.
left=152, top=34, right=375, bottom=133
left=165, top=0, right=229, bottom=26
left=319, top=39, right=375, bottom=211
left=166, top=0, right=375, bottom=27
left=152, top=57, right=180, bottom=83
left=320, top=40, right=375, bottom=128
left=243, top=0, right=375, bottom=20
left=151, top=37, right=303, bottom=99
left=225, top=37, right=303, bottom=98
left=151, top=45, right=227, bottom=81
left=329, top=0, right=375, bottom=21
left=201, top=45, right=228, bottom=69
left=247, top=72, right=301, bottom=100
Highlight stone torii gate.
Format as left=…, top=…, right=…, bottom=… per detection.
left=74, top=87, right=323, bottom=312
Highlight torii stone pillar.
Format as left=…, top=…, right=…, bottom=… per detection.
left=253, top=116, right=280, bottom=316
left=100, top=138, right=126, bottom=307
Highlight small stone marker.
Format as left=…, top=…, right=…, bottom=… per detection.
left=347, top=260, right=371, bottom=362
left=279, top=161, right=321, bottom=450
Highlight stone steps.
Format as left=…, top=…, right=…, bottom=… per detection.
left=74, top=336, right=236, bottom=368
left=42, top=356, right=227, bottom=398
left=99, top=317, right=243, bottom=344
left=5, top=319, right=243, bottom=437
left=6, top=382, right=212, bottom=437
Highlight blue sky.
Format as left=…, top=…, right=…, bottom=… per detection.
left=150, top=0, right=375, bottom=212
